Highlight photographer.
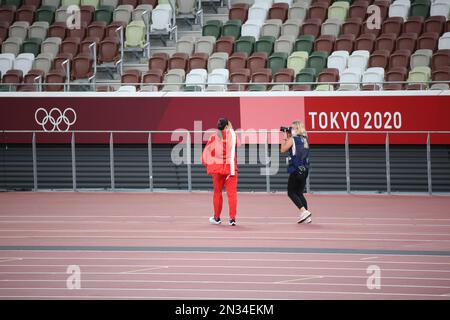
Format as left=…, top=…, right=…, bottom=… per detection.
left=280, top=121, right=312, bottom=224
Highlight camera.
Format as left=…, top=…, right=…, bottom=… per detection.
left=280, top=126, right=292, bottom=134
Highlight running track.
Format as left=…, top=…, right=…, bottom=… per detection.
left=0, top=192, right=449, bottom=300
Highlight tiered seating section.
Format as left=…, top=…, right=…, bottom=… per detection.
left=1, top=0, right=450, bottom=91
left=127, top=0, right=450, bottom=92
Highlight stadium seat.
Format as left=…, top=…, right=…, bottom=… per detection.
left=206, top=68, right=229, bottom=91
left=208, top=52, right=228, bottom=73
left=0, top=6, right=16, bottom=25
left=375, top=33, right=397, bottom=54
left=229, top=67, right=250, bottom=91
left=169, top=52, right=189, bottom=71
left=431, top=66, right=450, bottom=90
left=82, top=0, right=100, bottom=8
left=300, top=18, right=321, bottom=38
left=195, top=36, right=215, bottom=55
left=150, top=4, right=172, bottom=33
left=388, top=0, right=410, bottom=20
left=48, top=22, right=67, bottom=40
left=52, top=52, right=72, bottom=72
left=229, top=3, right=249, bottom=23
left=185, top=68, right=208, bottom=91
left=369, top=49, right=390, bottom=69
left=116, top=85, right=137, bottom=92
left=307, top=51, right=328, bottom=75
left=430, top=0, right=450, bottom=19
left=45, top=69, right=66, bottom=91
left=273, top=67, right=294, bottom=86
left=41, top=37, right=61, bottom=58
left=121, top=69, right=141, bottom=87
left=269, top=2, right=289, bottom=22
left=0, top=53, right=15, bottom=78
left=203, top=20, right=223, bottom=40
left=410, top=49, right=432, bottom=69
left=241, top=20, right=264, bottom=41
left=338, top=67, right=362, bottom=90
left=389, top=49, right=411, bottom=70
left=148, top=52, right=169, bottom=73
left=80, top=5, right=95, bottom=26
left=342, top=17, right=362, bottom=37
left=248, top=4, right=269, bottom=23
left=417, top=32, right=439, bottom=51
left=215, top=36, right=235, bottom=56
left=384, top=66, right=408, bottom=90
left=227, top=52, right=248, bottom=74
left=314, top=35, right=336, bottom=54
left=438, top=32, right=450, bottom=50
left=247, top=51, right=268, bottom=73
left=2, top=37, right=22, bottom=55
left=68, top=24, right=87, bottom=40
left=382, top=17, right=404, bottom=37
left=274, top=35, right=295, bottom=54
left=432, top=49, right=450, bottom=70
left=268, top=51, right=288, bottom=75
left=355, top=33, right=376, bottom=53
left=410, top=0, right=430, bottom=18
left=141, top=69, right=163, bottom=92
left=348, top=49, right=370, bottom=73
left=308, top=2, right=328, bottom=23
left=255, top=35, right=275, bottom=55
left=396, top=33, right=417, bottom=52
left=162, top=68, right=185, bottom=91
left=406, top=65, right=431, bottom=89
left=113, top=4, right=134, bottom=24
left=424, top=16, right=445, bottom=35
left=125, top=20, right=146, bottom=48
left=402, top=16, right=424, bottom=35
left=28, top=21, right=49, bottom=41
left=334, top=34, right=355, bottom=53
left=294, top=35, right=315, bottom=54
left=2, top=69, right=23, bottom=91
left=188, top=52, right=208, bottom=71
left=95, top=5, right=114, bottom=24
left=361, top=67, right=385, bottom=90
left=61, top=37, right=80, bottom=56
left=281, top=19, right=301, bottom=38
left=9, top=21, right=30, bottom=41
left=250, top=67, right=272, bottom=91
left=222, top=19, right=242, bottom=40
left=288, top=1, right=308, bottom=22
left=176, top=36, right=195, bottom=55
left=23, top=37, right=41, bottom=56
left=327, top=50, right=349, bottom=74
left=16, top=5, right=36, bottom=25
left=321, top=18, right=342, bottom=37
left=348, top=2, right=368, bottom=20
left=132, top=4, right=153, bottom=21
left=235, top=36, right=255, bottom=55
left=33, top=52, right=53, bottom=73
left=287, top=51, right=308, bottom=75
left=88, top=21, right=107, bottom=41
left=316, top=67, right=339, bottom=90
left=262, top=19, right=282, bottom=38
left=328, top=1, right=349, bottom=22
left=293, top=67, right=316, bottom=90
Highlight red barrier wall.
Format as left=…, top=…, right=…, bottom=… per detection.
left=1, top=95, right=449, bottom=144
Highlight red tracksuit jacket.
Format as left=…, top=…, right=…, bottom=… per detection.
left=201, top=129, right=240, bottom=175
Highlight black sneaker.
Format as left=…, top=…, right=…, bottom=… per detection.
left=229, top=219, right=236, bottom=226
left=209, top=217, right=221, bottom=225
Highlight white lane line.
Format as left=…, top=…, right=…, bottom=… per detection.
left=2, top=279, right=450, bottom=290
left=0, top=257, right=449, bottom=265
left=275, top=276, right=324, bottom=284
left=0, top=258, right=23, bottom=263
left=1, top=249, right=450, bottom=258
left=1, top=264, right=449, bottom=272
left=360, top=257, right=379, bottom=261
left=120, top=266, right=169, bottom=274
left=0, top=235, right=449, bottom=242
left=0, top=287, right=447, bottom=298
left=1, top=229, right=450, bottom=237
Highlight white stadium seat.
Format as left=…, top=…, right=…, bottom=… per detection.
left=327, top=51, right=349, bottom=75
left=206, top=68, right=230, bottom=91
left=362, top=67, right=385, bottom=90
left=13, top=53, right=35, bottom=76
left=338, top=67, right=363, bottom=91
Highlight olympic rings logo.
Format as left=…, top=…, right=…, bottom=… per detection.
left=35, top=108, right=77, bottom=132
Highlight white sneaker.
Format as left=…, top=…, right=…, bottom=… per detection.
left=297, top=210, right=312, bottom=224
left=304, top=217, right=312, bottom=224
left=209, top=217, right=221, bottom=225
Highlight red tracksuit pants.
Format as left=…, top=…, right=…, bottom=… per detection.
left=212, top=173, right=238, bottom=220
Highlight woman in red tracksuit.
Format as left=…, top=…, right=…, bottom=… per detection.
left=201, top=118, right=240, bottom=226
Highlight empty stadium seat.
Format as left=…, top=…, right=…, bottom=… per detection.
left=148, top=52, right=169, bottom=73
left=368, top=49, right=390, bottom=69
left=195, top=36, right=215, bottom=55
left=410, top=0, right=430, bottom=18
left=375, top=33, right=397, bottom=54
left=235, top=36, right=255, bottom=55
left=45, top=69, right=66, bottom=91
left=307, top=50, right=328, bottom=75
left=222, top=19, right=242, bottom=40
left=255, top=35, right=275, bottom=55
left=229, top=67, right=250, bottom=91
left=162, top=68, right=185, bottom=91
left=241, top=20, right=264, bottom=41
left=355, top=33, right=376, bottom=53
left=269, top=2, right=289, bottom=22
left=262, top=19, right=282, bottom=38
left=141, top=69, right=163, bottom=92
left=384, top=66, right=408, bottom=90
left=287, top=51, right=308, bottom=75
left=334, top=34, right=355, bottom=53
left=396, top=33, right=417, bottom=52
left=382, top=17, right=404, bottom=37
left=361, top=67, right=385, bottom=90
left=185, top=68, right=208, bottom=91
left=328, top=1, right=349, bottom=22
left=294, top=34, right=315, bottom=54
left=342, top=17, right=362, bottom=37
left=288, top=1, right=308, bottom=22
left=281, top=19, right=301, bottom=38
left=327, top=50, right=349, bottom=74
left=308, top=2, right=328, bottom=23
left=113, top=4, right=134, bottom=24
left=274, top=35, right=295, bottom=54
left=208, top=52, right=228, bottom=73
left=402, top=16, right=424, bottom=35
left=431, top=0, right=450, bottom=19
left=321, top=18, right=342, bottom=37
left=424, top=16, right=445, bottom=35
left=2, top=37, right=22, bottom=55
left=215, top=36, right=235, bottom=56
left=206, top=68, right=229, bottom=91
left=250, top=68, right=272, bottom=91
left=0, top=53, right=15, bottom=77
left=188, top=52, right=208, bottom=71
left=300, top=18, right=321, bottom=38
left=169, top=52, right=189, bottom=71
left=229, top=3, right=249, bottom=23
left=418, top=32, right=439, bottom=51
left=33, top=52, right=53, bottom=73
left=406, top=65, right=431, bottom=89
left=431, top=66, right=450, bottom=90
left=268, top=51, right=288, bottom=75
left=176, top=36, right=195, bottom=55
left=228, top=52, right=248, bottom=74
left=247, top=51, right=268, bottom=73
left=438, top=32, right=450, bottom=50
left=203, top=20, right=223, bottom=40
left=316, top=67, right=339, bottom=90
left=410, top=49, right=432, bottom=69
left=314, top=35, right=335, bottom=54
left=432, top=49, right=450, bottom=70
left=388, top=0, right=410, bottom=20
left=293, top=67, right=316, bottom=91
left=338, top=67, right=362, bottom=90
left=348, top=49, right=369, bottom=73
left=389, top=49, right=411, bottom=70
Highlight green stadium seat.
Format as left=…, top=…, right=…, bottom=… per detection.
left=410, top=0, right=430, bottom=18
left=95, top=6, right=114, bottom=24
left=294, top=35, right=315, bottom=54
left=37, top=6, right=56, bottom=25
left=222, top=20, right=242, bottom=40
left=295, top=67, right=317, bottom=89
left=307, top=51, right=329, bottom=75
left=22, top=38, right=42, bottom=56
left=234, top=36, right=255, bottom=56
left=255, top=35, right=275, bottom=56
left=202, top=20, right=222, bottom=39
left=268, top=52, right=288, bottom=75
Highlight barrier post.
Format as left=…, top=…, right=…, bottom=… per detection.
left=109, top=132, right=115, bottom=190
left=427, top=132, right=432, bottom=195
left=345, top=132, right=350, bottom=193
left=264, top=130, right=270, bottom=193
left=187, top=131, right=192, bottom=192
left=71, top=132, right=77, bottom=191
left=385, top=132, right=390, bottom=194
left=148, top=132, right=154, bottom=192
left=32, top=132, right=37, bottom=191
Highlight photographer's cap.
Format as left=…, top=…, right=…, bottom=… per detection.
left=217, top=118, right=229, bottom=131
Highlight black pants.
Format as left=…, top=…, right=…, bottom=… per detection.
left=287, top=169, right=309, bottom=210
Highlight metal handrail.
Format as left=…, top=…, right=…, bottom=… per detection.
left=1, top=130, right=448, bottom=194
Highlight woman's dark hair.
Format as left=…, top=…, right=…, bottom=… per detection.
left=217, top=118, right=229, bottom=131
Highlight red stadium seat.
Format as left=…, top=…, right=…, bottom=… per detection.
left=168, top=52, right=189, bottom=71
left=148, top=52, right=169, bottom=73
left=228, top=3, right=249, bottom=24
left=355, top=33, right=376, bottom=53
left=335, top=34, right=355, bottom=53
left=269, top=3, right=289, bottom=22
left=229, top=68, right=250, bottom=91
left=247, top=52, right=268, bottom=74
left=215, top=36, right=235, bottom=56
left=227, top=52, right=248, bottom=74
left=342, top=17, right=363, bottom=38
